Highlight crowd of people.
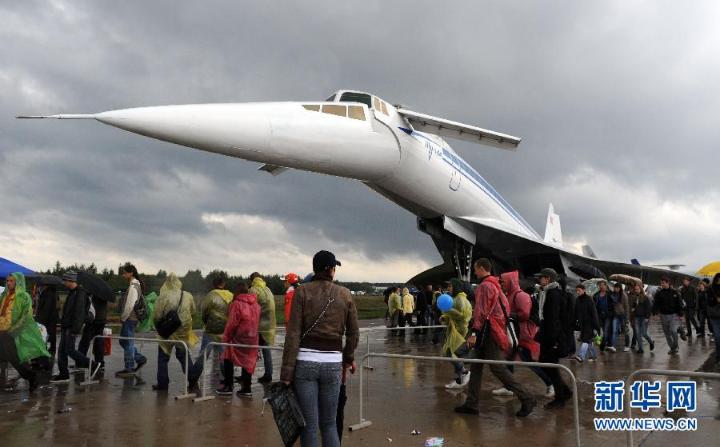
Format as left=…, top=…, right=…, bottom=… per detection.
left=2, top=254, right=720, bottom=445
left=0, top=250, right=358, bottom=447
left=385, top=265, right=720, bottom=418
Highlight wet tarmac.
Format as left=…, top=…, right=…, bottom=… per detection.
left=1, top=320, right=718, bottom=446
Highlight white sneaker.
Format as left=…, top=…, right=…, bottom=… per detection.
left=545, top=385, right=555, bottom=398
left=622, top=347, right=630, bottom=352
left=445, top=379, right=462, bottom=389
left=460, top=371, right=471, bottom=387
left=492, top=387, right=514, bottom=396
left=607, top=346, right=617, bottom=353
left=588, top=358, right=596, bottom=362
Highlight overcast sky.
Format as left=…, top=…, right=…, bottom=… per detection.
left=2, top=1, right=719, bottom=281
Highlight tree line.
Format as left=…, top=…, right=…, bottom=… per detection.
left=45, top=261, right=379, bottom=296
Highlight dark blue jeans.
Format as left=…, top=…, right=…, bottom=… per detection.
left=156, top=344, right=191, bottom=390
left=293, top=360, right=342, bottom=447
left=58, top=329, right=89, bottom=375
left=119, top=320, right=146, bottom=370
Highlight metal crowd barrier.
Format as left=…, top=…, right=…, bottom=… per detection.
left=80, top=335, right=195, bottom=400
left=193, top=341, right=284, bottom=403
left=624, top=368, right=720, bottom=447
left=349, top=352, right=582, bottom=447
left=358, top=325, right=446, bottom=370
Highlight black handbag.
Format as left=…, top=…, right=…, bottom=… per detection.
left=155, top=291, right=184, bottom=339
left=268, top=382, right=306, bottom=446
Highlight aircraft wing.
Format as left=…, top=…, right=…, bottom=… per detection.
left=396, top=108, right=521, bottom=150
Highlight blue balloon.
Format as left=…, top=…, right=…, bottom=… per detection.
left=437, top=293, right=453, bottom=312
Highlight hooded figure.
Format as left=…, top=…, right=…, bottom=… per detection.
left=202, top=288, right=234, bottom=342
left=441, top=280, right=472, bottom=358
left=152, top=273, right=197, bottom=391
left=250, top=276, right=276, bottom=345
left=500, top=271, right=540, bottom=360
left=0, top=273, right=50, bottom=389
left=222, top=292, right=261, bottom=374
left=154, top=273, right=198, bottom=355
left=250, top=275, right=276, bottom=383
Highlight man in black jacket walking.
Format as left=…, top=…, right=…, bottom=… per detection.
left=680, top=277, right=700, bottom=338
left=52, top=271, right=92, bottom=382
left=653, top=276, right=684, bottom=355
left=535, top=268, right=573, bottom=409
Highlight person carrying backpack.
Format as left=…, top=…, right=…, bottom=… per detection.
left=492, top=271, right=554, bottom=398
left=455, top=259, right=535, bottom=418
left=152, top=273, right=197, bottom=391
left=115, top=263, right=148, bottom=377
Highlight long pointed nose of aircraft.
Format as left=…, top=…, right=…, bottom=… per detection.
left=94, top=104, right=272, bottom=159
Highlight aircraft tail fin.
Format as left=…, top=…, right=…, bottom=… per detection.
left=631, top=259, right=641, bottom=265
left=543, top=203, right=563, bottom=247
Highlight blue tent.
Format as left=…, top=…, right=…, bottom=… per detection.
left=0, top=257, right=35, bottom=278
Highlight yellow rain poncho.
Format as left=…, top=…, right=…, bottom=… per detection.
left=250, top=276, right=276, bottom=345
left=201, top=288, right=233, bottom=342
left=388, top=292, right=402, bottom=313
left=401, top=288, right=415, bottom=314
left=153, top=273, right=198, bottom=355
left=0, top=273, right=50, bottom=363
left=441, top=291, right=472, bottom=358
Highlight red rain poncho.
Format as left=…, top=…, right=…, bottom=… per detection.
left=222, top=293, right=261, bottom=373
left=500, top=271, right=540, bottom=360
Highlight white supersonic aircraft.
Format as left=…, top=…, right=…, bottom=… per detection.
left=19, top=90, right=679, bottom=284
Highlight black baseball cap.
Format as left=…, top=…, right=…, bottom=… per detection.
left=313, top=250, right=342, bottom=272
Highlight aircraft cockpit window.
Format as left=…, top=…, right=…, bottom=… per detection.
left=339, top=92, right=372, bottom=108
left=347, top=105, right=366, bottom=121
left=321, top=104, right=347, bottom=117
left=373, top=97, right=381, bottom=110
left=302, top=104, right=321, bottom=112
left=380, top=101, right=388, bottom=115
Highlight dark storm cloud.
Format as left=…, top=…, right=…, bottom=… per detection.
left=2, top=1, right=719, bottom=278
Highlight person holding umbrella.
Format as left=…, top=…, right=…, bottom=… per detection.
left=0, top=272, right=50, bottom=391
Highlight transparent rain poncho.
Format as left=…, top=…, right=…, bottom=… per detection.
left=250, top=277, right=276, bottom=345
left=441, top=291, right=472, bottom=358
left=153, top=273, right=198, bottom=354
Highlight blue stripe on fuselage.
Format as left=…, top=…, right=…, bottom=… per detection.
left=400, top=127, right=539, bottom=239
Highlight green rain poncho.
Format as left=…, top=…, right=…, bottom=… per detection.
left=0, top=273, right=50, bottom=363
left=153, top=273, right=198, bottom=355
left=201, top=288, right=233, bottom=342
left=137, top=292, right=158, bottom=333
left=441, top=291, right=472, bottom=358
left=250, top=276, right=276, bottom=345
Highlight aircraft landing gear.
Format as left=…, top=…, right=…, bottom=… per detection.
left=453, top=239, right=474, bottom=282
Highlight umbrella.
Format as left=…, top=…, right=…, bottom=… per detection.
left=569, top=262, right=606, bottom=280
left=609, top=273, right=643, bottom=288
left=697, top=261, right=720, bottom=278
left=27, top=274, right=63, bottom=286
left=77, top=271, right=115, bottom=302
left=0, top=257, right=35, bottom=278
